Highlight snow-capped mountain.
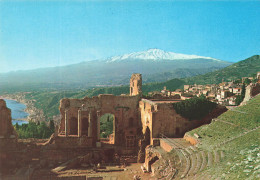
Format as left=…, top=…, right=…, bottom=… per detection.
left=0, top=49, right=232, bottom=89
left=107, top=49, right=220, bottom=62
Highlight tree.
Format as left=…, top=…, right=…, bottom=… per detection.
left=173, top=97, right=217, bottom=120
left=244, top=78, right=251, bottom=85
left=49, top=120, right=55, bottom=132
left=235, top=84, right=246, bottom=105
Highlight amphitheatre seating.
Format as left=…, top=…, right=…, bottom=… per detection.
left=193, top=153, right=202, bottom=174
left=180, top=149, right=191, bottom=178
left=220, top=151, right=225, bottom=159
left=159, top=137, right=225, bottom=179
left=188, top=154, right=197, bottom=175
left=199, top=151, right=207, bottom=171
left=214, top=151, right=220, bottom=163
left=179, top=149, right=224, bottom=179
left=207, top=152, right=213, bottom=167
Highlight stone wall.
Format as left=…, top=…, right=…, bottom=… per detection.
left=139, top=99, right=227, bottom=145
left=0, top=99, right=17, bottom=138
left=59, top=94, right=141, bottom=147
left=159, top=139, right=173, bottom=152
left=242, top=83, right=260, bottom=104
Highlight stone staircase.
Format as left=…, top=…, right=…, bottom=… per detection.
left=159, top=137, right=225, bottom=179
left=177, top=146, right=225, bottom=179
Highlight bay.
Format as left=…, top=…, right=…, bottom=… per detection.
left=4, top=99, right=29, bottom=125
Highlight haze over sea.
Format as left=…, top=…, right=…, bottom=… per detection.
left=4, top=99, right=29, bottom=125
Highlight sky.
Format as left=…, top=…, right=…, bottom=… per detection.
left=0, top=0, right=259, bottom=73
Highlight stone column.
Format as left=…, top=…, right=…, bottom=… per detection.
left=65, top=110, right=68, bottom=137
left=78, top=109, right=82, bottom=137
left=97, top=111, right=101, bottom=141
left=88, top=111, right=92, bottom=137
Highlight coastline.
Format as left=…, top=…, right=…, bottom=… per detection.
left=0, top=93, right=46, bottom=123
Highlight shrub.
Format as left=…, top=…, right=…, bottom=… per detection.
left=173, top=97, right=217, bottom=120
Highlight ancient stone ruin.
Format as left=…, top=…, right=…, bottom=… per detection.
left=0, top=73, right=227, bottom=179
left=54, top=73, right=226, bottom=162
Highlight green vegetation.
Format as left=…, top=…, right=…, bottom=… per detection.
left=173, top=97, right=217, bottom=120
left=186, top=95, right=260, bottom=179
left=185, top=55, right=260, bottom=85
left=14, top=120, right=55, bottom=139
left=100, top=114, right=114, bottom=138
left=235, top=83, right=246, bottom=105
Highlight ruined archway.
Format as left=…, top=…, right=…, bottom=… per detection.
left=100, top=113, right=115, bottom=144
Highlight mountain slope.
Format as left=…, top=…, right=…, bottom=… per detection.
left=0, top=49, right=231, bottom=91
left=185, top=55, right=260, bottom=84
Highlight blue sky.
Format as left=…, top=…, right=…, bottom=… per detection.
left=0, top=0, right=259, bottom=73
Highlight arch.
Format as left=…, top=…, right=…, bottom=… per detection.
left=100, top=113, right=115, bottom=144
left=82, top=117, right=88, bottom=136
left=70, top=117, right=78, bottom=135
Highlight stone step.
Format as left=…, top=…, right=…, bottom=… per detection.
left=181, top=149, right=189, bottom=157
left=220, top=151, right=225, bottom=159
left=207, top=152, right=213, bottom=167
left=185, top=147, right=193, bottom=155
left=193, top=153, right=202, bottom=175
left=180, top=153, right=191, bottom=178
left=188, top=154, right=197, bottom=176
left=200, top=151, right=207, bottom=171
left=189, top=145, right=198, bottom=152
left=214, top=151, right=220, bottom=164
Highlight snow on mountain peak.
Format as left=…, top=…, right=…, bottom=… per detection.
left=107, top=49, right=220, bottom=62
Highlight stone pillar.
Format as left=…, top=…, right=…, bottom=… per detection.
left=78, top=109, right=82, bottom=137
left=97, top=111, right=101, bottom=141
left=88, top=111, right=92, bottom=137
left=65, top=110, right=68, bottom=137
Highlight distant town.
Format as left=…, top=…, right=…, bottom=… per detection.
left=149, top=72, right=260, bottom=106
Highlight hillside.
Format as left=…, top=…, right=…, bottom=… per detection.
left=185, top=55, right=260, bottom=85
left=142, top=55, right=260, bottom=91
left=186, top=95, right=260, bottom=179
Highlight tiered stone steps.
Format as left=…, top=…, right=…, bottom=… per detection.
left=159, top=137, right=225, bottom=179
left=182, top=150, right=224, bottom=179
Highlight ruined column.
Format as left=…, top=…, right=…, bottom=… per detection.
left=78, top=109, right=82, bottom=137
left=88, top=111, right=92, bottom=137
left=97, top=111, right=101, bottom=141
left=65, top=110, right=68, bottom=137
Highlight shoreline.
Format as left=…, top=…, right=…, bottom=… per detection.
left=1, top=97, right=29, bottom=122
left=0, top=94, right=46, bottom=123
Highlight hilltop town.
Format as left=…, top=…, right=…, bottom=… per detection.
left=150, top=72, right=260, bottom=106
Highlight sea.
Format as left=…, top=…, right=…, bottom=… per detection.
left=4, top=99, right=29, bottom=125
